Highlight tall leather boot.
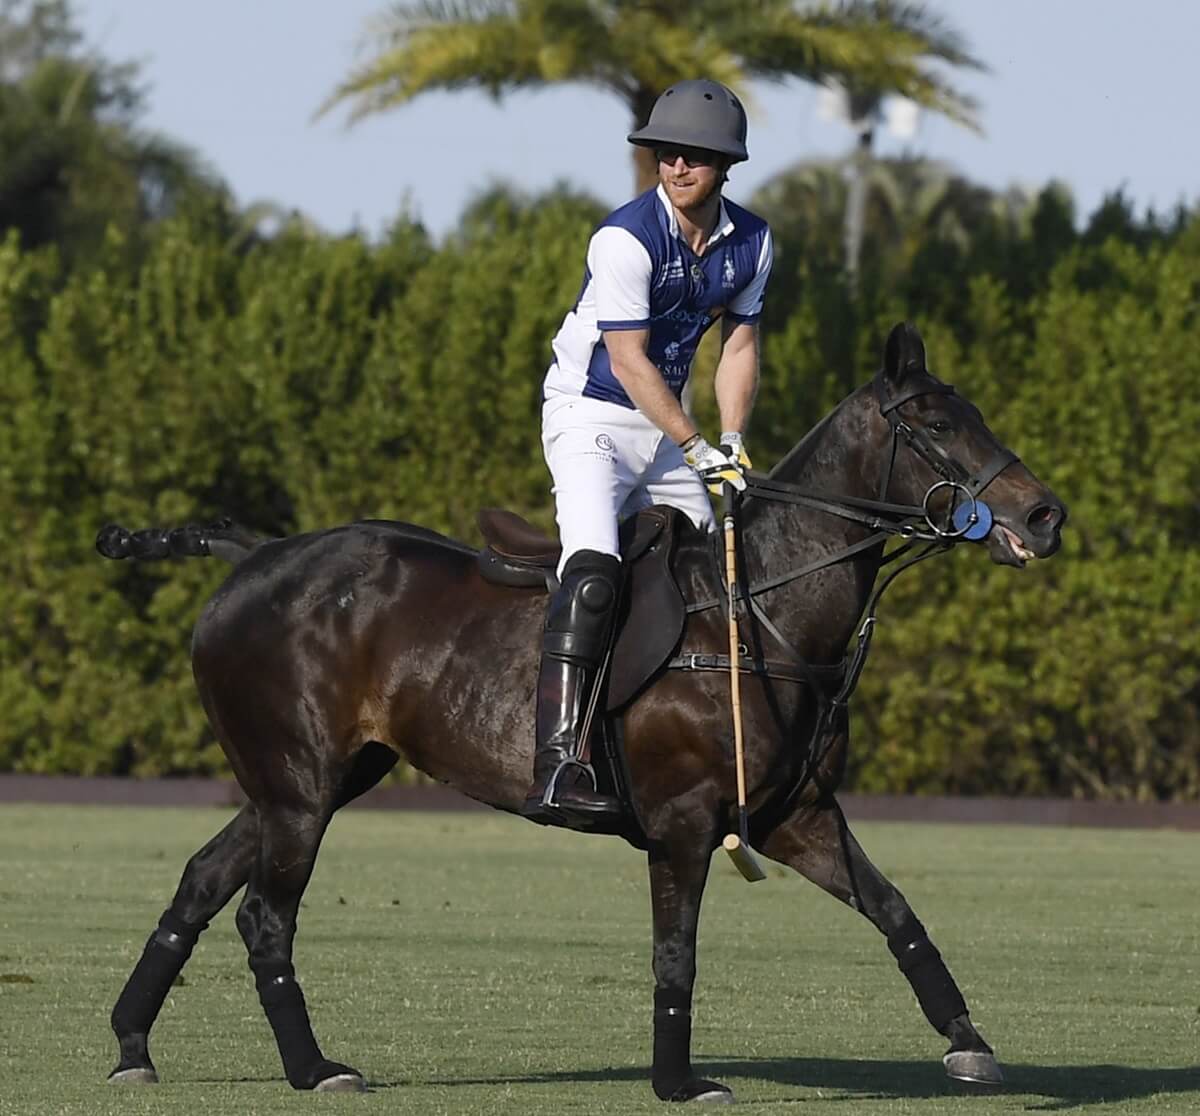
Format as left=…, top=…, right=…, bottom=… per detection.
left=522, top=549, right=622, bottom=821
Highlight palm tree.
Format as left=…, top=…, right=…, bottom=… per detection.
left=1, top=1, right=229, bottom=267
left=321, top=0, right=983, bottom=194
left=823, top=2, right=984, bottom=291
left=751, top=152, right=1043, bottom=311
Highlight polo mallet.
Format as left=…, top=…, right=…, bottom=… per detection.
left=720, top=486, right=767, bottom=883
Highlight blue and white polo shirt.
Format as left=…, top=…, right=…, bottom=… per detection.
left=543, top=185, right=773, bottom=408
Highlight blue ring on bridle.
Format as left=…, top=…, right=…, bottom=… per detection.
left=875, top=374, right=1016, bottom=544
left=920, top=480, right=994, bottom=541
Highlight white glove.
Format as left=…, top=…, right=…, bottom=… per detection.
left=681, top=434, right=747, bottom=494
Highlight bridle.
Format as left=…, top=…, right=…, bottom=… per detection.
left=669, top=370, right=1021, bottom=808
left=873, top=371, right=1018, bottom=532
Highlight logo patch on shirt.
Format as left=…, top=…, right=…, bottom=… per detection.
left=654, top=260, right=685, bottom=289
left=595, top=433, right=615, bottom=452
left=723, top=255, right=736, bottom=288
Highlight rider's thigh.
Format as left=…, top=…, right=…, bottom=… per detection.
left=542, top=397, right=653, bottom=569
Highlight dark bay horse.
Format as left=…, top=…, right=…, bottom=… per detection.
left=99, top=323, right=1065, bottom=1101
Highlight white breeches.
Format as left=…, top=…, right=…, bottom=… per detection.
left=542, top=393, right=715, bottom=574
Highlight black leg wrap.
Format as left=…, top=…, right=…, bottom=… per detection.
left=652, top=988, right=693, bottom=1099
left=888, top=921, right=968, bottom=1033
left=111, top=910, right=206, bottom=1041
left=255, top=964, right=347, bottom=1089
left=650, top=988, right=729, bottom=1102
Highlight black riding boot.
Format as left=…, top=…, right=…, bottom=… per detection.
left=522, top=549, right=621, bottom=822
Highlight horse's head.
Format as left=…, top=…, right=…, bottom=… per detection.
left=874, top=322, right=1067, bottom=567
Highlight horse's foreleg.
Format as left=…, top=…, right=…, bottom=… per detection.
left=647, top=822, right=732, bottom=1103
left=235, top=800, right=362, bottom=1092
left=761, top=800, right=1002, bottom=1084
left=108, top=803, right=259, bottom=1084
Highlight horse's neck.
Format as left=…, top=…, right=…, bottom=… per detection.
left=741, top=388, right=883, bottom=660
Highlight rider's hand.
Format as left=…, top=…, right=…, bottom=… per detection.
left=719, top=431, right=752, bottom=473
left=681, top=434, right=747, bottom=494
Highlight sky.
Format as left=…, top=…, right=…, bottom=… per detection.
left=75, top=1, right=1200, bottom=241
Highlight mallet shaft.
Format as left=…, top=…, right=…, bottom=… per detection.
left=722, top=492, right=766, bottom=883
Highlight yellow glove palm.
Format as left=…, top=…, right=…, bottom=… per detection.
left=720, top=432, right=752, bottom=472
left=681, top=434, right=748, bottom=495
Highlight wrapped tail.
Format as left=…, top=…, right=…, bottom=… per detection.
left=96, top=518, right=264, bottom=565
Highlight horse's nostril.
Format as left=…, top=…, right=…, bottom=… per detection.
left=1027, top=503, right=1062, bottom=533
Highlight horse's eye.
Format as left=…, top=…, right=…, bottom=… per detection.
left=928, top=419, right=953, bottom=437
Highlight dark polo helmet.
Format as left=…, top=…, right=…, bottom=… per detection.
left=628, top=79, right=749, bottom=163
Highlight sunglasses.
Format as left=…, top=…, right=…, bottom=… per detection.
left=654, top=146, right=721, bottom=169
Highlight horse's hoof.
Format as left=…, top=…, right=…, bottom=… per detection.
left=107, top=1066, right=159, bottom=1085
left=669, top=1079, right=734, bottom=1103
left=944, top=1049, right=1004, bottom=1085
left=314, top=1072, right=367, bottom=1093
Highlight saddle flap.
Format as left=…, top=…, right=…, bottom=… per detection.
left=607, top=508, right=687, bottom=712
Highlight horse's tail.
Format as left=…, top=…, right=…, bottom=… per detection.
left=95, top=518, right=265, bottom=566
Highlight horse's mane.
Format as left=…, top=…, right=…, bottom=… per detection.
left=767, top=411, right=835, bottom=481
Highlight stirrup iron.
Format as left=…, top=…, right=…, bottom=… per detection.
left=540, top=756, right=599, bottom=809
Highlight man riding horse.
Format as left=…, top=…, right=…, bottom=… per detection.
left=94, top=79, right=1069, bottom=1103
left=525, top=78, right=773, bottom=822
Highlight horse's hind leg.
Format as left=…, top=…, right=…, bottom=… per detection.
left=235, top=795, right=363, bottom=1092
left=109, top=804, right=259, bottom=1084
left=108, top=744, right=396, bottom=1087
left=761, top=800, right=1003, bottom=1085
left=227, top=741, right=397, bottom=1092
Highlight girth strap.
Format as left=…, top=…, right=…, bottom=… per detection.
left=668, top=652, right=845, bottom=688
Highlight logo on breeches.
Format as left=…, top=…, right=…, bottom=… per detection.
left=595, top=433, right=616, bottom=452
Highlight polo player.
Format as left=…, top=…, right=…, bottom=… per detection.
left=523, top=79, right=776, bottom=821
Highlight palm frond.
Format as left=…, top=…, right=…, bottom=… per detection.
left=322, top=0, right=985, bottom=142
left=836, top=0, right=985, bottom=70
left=322, top=0, right=623, bottom=121
left=734, top=2, right=982, bottom=132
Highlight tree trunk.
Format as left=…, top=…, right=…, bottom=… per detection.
left=633, top=144, right=658, bottom=196
left=843, top=125, right=873, bottom=297
left=631, top=88, right=659, bottom=197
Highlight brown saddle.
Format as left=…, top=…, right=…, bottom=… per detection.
left=476, top=506, right=687, bottom=712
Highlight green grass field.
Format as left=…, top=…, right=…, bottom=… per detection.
left=0, top=805, right=1197, bottom=1115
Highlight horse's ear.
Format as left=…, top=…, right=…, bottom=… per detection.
left=882, top=322, right=927, bottom=386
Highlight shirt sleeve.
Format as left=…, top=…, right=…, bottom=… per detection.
left=589, top=225, right=653, bottom=331
left=726, top=228, right=774, bottom=323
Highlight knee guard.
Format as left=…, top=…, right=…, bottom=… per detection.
left=543, top=550, right=620, bottom=666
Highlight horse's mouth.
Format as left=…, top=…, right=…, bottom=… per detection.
left=988, top=522, right=1037, bottom=568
